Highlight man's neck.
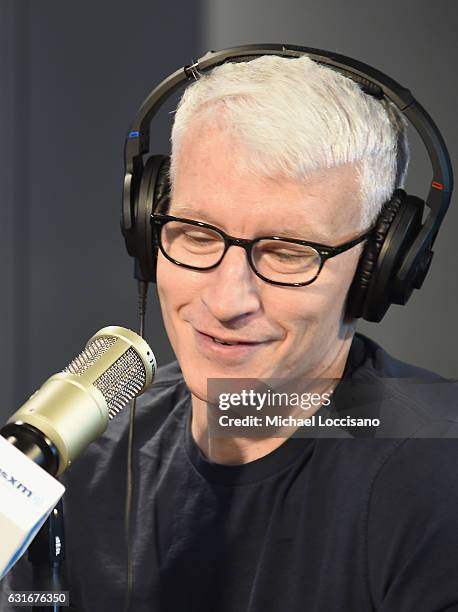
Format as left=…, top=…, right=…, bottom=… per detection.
left=190, top=333, right=355, bottom=465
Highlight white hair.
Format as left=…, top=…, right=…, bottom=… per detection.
left=170, top=55, right=410, bottom=230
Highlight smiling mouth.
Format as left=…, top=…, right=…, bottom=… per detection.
left=199, top=331, right=262, bottom=346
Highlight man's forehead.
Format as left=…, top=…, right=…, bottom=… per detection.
left=172, top=126, right=363, bottom=242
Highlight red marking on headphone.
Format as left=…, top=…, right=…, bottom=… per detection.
left=431, top=181, right=444, bottom=190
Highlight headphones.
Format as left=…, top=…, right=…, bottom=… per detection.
left=121, top=44, right=453, bottom=322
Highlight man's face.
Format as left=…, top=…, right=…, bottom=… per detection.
left=157, top=122, right=364, bottom=403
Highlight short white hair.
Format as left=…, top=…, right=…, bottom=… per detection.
left=170, top=55, right=410, bottom=230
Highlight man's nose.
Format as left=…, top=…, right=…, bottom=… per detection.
left=200, top=245, right=262, bottom=323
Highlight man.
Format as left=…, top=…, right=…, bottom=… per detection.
left=2, top=54, right=458, bottom=612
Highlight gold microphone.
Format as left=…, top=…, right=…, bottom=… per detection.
left=3, top=326, right=156, bottom=475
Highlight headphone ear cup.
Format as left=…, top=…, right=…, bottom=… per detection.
left=133, top=155, right=170, bottom=283
left=347, top=189, right=424, bottom=322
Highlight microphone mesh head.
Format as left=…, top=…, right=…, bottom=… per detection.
left=94, top=347, right=146, bottom=419
left=63, top=335, right=147, bottom=420
left=64, top=336, right=117, bottom=376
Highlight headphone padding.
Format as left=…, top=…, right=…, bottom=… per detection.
left=347, top=190, right=405, bottom=320
left=153, top=157, right=171, bottom=212
left=150, top=156, right=171, bottom=282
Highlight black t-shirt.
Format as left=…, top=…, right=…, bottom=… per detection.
left=1, top=333, right=458, bottom=612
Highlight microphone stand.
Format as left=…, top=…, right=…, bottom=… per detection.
left=28, top=499, right=71, bottom=612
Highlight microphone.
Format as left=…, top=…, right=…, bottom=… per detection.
left=2, top=325, right=156, bottom=476
left=0, top=325, right=156, bottom=579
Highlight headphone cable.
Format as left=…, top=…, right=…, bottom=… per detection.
left=123, top=280, right=149, bottom=612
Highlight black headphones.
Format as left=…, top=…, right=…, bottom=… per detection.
left=121, top=44, right=453, bottom=322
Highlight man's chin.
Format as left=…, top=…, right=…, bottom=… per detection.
left=184, top=361, right=264, bottom=381
left=183, top=371, right=267, bottom=409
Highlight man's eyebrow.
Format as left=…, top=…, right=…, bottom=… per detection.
left=169, top=204, right=330, bottom=243
left=170, top=204, right=213, bottom=221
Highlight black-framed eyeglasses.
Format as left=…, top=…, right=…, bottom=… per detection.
left=151, top=213, right=371, bottom=287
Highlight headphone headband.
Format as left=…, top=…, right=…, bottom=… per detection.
left=125, top=46, right=452, bottom=180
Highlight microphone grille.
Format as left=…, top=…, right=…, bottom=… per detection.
left=94, top=347, right=147, bottom=419
left=63, top=336, right=118, bottom=376
left=62, top=331, right=149, bottom=420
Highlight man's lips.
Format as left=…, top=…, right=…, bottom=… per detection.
left=196, top=330, right=267, bottom=345
left=191, top=328, right=278, bottom=363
